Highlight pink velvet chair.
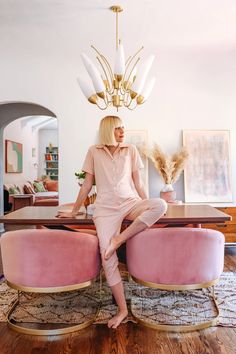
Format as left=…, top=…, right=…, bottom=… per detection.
left=1, top=229, right=101, bottom=335
left=126, top=227, right=225, bottom=331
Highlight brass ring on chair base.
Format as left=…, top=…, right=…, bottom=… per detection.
left=6, top=279, right=96, bottom=293
left=7, top=298, right=98, bottom=335
left=131, top=313, right=219, bottom=332
left=130, top=276, right=220, bottom=332
left=6, top=274, right=103, bottom=336
left=130, top=276, right=220, bottom=290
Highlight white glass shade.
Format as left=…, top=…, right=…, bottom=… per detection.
left=81, top=53, right=105, bottom=93
left=77, top=77, right=95, bottom=99
left=140, top=77, right=156, bottom=100
left=131, top=54, right=155, bottom=94
left=114, top=44, right=125, bottom=76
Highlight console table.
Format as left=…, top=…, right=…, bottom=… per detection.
left=202, top=206, right=236, bottom=244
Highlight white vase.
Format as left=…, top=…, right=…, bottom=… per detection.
left=161, top=183, right=174, bottom=192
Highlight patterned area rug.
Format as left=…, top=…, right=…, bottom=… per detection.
left=0, top=272, right=235, bottom=327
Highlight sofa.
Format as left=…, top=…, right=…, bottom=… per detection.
left=4, top=180, right=59, bottom=210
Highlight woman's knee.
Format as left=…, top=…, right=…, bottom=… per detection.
left=150, top=198, right=168, bottom=215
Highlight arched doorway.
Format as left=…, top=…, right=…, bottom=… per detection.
left=0, top=101, right=57, bottom=233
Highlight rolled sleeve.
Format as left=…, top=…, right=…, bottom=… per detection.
left=131, top=145, right=144, bottom=172
left=82, top=148, right=94, bottom=175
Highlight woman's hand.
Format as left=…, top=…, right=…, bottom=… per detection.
left=56, top=211, right=75, bottom=218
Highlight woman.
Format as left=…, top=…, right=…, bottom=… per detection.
left=57, top=116, right=167, bottom=329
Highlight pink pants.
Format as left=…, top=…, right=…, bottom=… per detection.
left=93, top=198, right=167, bottom=287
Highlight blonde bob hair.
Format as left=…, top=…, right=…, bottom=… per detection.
left=99, top=116, right=123, bottom=145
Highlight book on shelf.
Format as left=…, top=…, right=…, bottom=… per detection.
left=45, top=154, right=52, bottom=161
left=45, top=146, right=59, bottom=180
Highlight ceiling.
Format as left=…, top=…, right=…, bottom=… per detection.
left=20, top=116, right=57, bottom=130
left=1, top=0, right=236, bottom=55
left=0, top=0, right=235, bottom=114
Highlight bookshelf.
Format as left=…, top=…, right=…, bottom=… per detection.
left=45, top=146, right=58, bottom=180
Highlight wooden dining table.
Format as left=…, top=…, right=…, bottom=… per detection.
left=0, top=204, right=231, bottom=227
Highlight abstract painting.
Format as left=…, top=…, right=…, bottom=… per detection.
left=125, top=130, right=149, bottom=196
left=183, top=130, right=232, bottom=202
left=5, top=140, right=23, bottom=173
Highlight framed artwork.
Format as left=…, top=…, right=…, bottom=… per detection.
left=183, top=130, right=232, bottom=202
left=32, top=147, right=36, bottom=157
left=125, top=130, right=149, bottom=196
left=5, top=140, right=23, bottom=173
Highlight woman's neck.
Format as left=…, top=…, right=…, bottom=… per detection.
left=106, top=144, right=119, bottom=156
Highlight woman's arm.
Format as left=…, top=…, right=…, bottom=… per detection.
left=132, top=170, right=147, bottom=199
left=57, top=172, right=94, bottom=218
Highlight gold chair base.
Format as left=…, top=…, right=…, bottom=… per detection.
left=7, top=298, right=96, bottom=335
left=131, top=313, right=219, bottom=332
left=130, top=276, right=220, bottom=332
left=6, top=275, right=102, bottom=336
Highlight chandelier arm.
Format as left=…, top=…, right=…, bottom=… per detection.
left=125, top=56, right=131, bottom=66
left=123, top=46, right=144, bottom=78
left=96, top=56, right=113, bottom=94
left=91, top=45, right=114, bottom=83
left=122, top=57, right=141, bottom=93
left=100, top=55, right=114, bottom=82
left=95, top=100, right=110, bottom=110
left=104, top=92, right=112, bottom=106
left=119, top=86, right=126, bottom=95
left=126, top=102, right=138, bottom=111
left=123, top=94, right=136, bottom=109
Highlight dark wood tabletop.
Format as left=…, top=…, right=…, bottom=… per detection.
left=0, top=205, right=231, bottom=226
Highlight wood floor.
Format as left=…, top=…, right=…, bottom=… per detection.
left=0, top=227, right=236, bottom=354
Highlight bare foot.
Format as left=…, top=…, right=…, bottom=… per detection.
left=104, top=237, right=121, bottom=260
left=107, top=309, right=128, bottom=329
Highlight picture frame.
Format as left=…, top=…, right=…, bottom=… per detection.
left=183, top=130, right=232, bottom=202
left=32, top=147, right=36, bottom=157
left=125, top=130, right=149, bottom=196
left=5, top=140, right=23, bottom=173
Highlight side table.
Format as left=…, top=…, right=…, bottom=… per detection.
left=12, top=195, right=34, bottom=211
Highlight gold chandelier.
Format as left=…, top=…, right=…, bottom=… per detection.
left=77, top=5, right=156, bottom=111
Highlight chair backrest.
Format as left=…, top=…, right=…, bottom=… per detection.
left=1, top=229, right=101, bottom=288
left=3, top=189, right=12, bottom=212
left=126, top=227, right=225, bottom=286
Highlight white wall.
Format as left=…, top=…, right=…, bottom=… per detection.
left=3, top=119, right=38, bottom=185
left=0, top=2, right=235, bottom=204
left=1, top=47, right=235, bottom=204
left=38, top=129, right=58, bottom=179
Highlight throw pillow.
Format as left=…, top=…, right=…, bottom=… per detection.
left=45, top=180, right=58, bottom=192
left=8, top=186, right=20, bottom=195
left=4, top=184, right=15, bottom=192
left=16, top=184, right=24, bottom=194
left=23, top=183, right=35, bottom=194
left=33, top=181, right=47, bottom=193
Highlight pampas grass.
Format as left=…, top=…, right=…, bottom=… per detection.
left=148, top=144, right=189, bottom=186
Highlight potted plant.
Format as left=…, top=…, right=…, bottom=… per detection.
left=75, top=171, right=96, bottom=211
left=148, top=144, right=188, bottom=202
left=75, top=171, right=86, bottom=186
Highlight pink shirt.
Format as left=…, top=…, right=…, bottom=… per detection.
left=82, top=143, right=144, bottom=215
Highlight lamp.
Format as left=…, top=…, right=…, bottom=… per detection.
left=77, top=5, right=156, bottom=111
